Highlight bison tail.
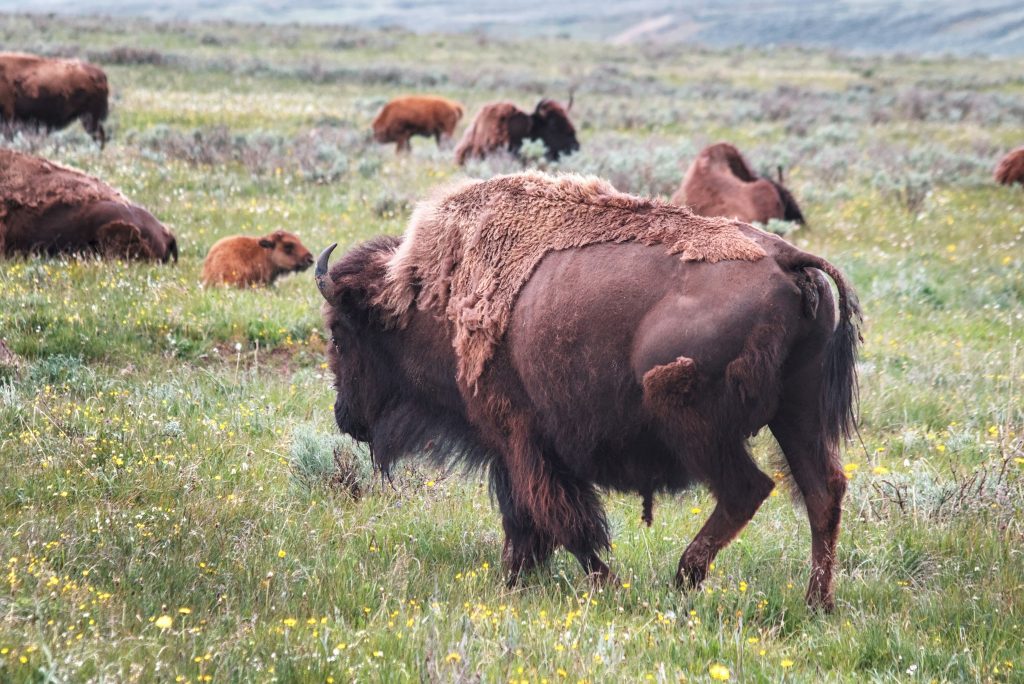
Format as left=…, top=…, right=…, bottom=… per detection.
left=786, top=253, right=861, bottom=451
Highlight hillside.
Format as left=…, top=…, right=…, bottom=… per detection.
left=2, top=0, right=1024, bottom=55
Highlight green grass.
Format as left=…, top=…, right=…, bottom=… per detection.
left=1, top=12, right=1023, bottom=683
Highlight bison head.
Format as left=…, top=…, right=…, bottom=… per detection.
left=315, top=239, right=476, bottom=475
left=259, top=230, right=314, bottom=274
left=90, top=202, right=178, bottom=263
left=529, top=99, right=579, bottom=160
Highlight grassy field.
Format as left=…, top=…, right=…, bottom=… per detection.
left=1, top=13, right=1023, bottom=683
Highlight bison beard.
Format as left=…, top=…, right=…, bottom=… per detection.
left=318, top=172, right=860, bottom=611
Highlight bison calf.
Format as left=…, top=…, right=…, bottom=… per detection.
left=0, top=52, right=109, bottom=146
left=455, top=97, right=579, bottom=165
left=1, top=149, right=176, bottom=262
left=994, top=147, right=1024, bottom=186
left=673, top=142, right=804, bottom=226
left=202, top=230, right=314, bottom=287
left=372, top=95, right=464, bottom=153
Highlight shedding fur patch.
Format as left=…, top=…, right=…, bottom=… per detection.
left=0, top=149, right=127, bottom=230
left=377, top=171, right=766, bottom=388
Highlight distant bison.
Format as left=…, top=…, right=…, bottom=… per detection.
left=372, top=95, right=465, bottom=153
left=994, top=147, right=1024, bottom=186
left=0, top=149, right=177, bottom=262
left=455, top=97, right=579, bottom=165
left=672, top=143, right=804, bottom=226
left=0, top=52, right=109, bottom=146
left=316, top=171, right=860, bottom=611
left=202, top=230, right=314, bottom=287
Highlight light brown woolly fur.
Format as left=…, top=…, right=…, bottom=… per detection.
left=371, top=95, right=465, bottom=152
left=377, top=171, right=767, bottom=388
left=454, top=102, right=531, bottom=165
left=0, top=148, right=127, bottom=221
left=202, top=230, right=314, bottom=288
left=994, top=147, right=1024, bottom=185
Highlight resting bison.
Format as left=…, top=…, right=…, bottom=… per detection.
left=316, top=172, right=860, bottom=611
left=672, top=143, right=804, bottom=225
left=0, top=52, right=109, bottom=146
left=202, top=230, right=314, bottom=287
left=372, top=95, right=464, bottom=153
left=994, top=147, right=1024, bottom=186
left=0, top=149, right=177, bottom=262
left=455, top=98, right=579, bottom=165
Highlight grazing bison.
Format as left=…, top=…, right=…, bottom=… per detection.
left=0, top=149, right=177, bottom=262
left=316, top=172, right=860, bottom=611
left=455, top=97, right=579, bottom=165
left=372, top=95, right=465, bottom=153
left=672, top=143, right=804, bottom=226
left=202, top=230, right=314, bottom=287
left=0, top=52, right=109, bottom=146
left=994, top=147, right=1024, bottom=186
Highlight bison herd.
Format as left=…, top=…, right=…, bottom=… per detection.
left=1, top=48, right=1021, bottom=610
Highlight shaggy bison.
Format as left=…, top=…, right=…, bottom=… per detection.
left=202, top=230, right=314, bottom=287
left=454, top=98, right=579, bottom=165
left=672, top=143, right=804, bottom=225
left=0, top=149, right=177, bottom=262
left=994, top=147, right=1024, bottom=186
left=316, top=172, right=860, bottom=611
left=0, top=52, right=109, bottom=146
left=372, top=95, right=465, bottom=153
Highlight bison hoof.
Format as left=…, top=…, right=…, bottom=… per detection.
left=675, top=563, right=707, bottom=591
left=805, top=586, right=836, bottom=613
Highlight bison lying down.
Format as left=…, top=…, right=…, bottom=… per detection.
left=0, top=52, right=109, bottom=146
left=372, top=95, right=464, bottom=153
left=202, top=230, right=314, bottom=287
left=673, top=142, right=804, bottom=225
left=455, top=98, right=579, bottom=165
left=0, top=149, right=176, bottom=262
left=994, top=147, right=1024, bottom=186
left=317, top=172, right=860, bottom=610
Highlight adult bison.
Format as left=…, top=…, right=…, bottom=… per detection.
left=202, top=230, right=314, bottom=287
left=0, top=149, right=177, bottom=262
left=454, top=97, right=579, bottom=165
left=0, top=52, right=109, bottom=146
left=994, top=147, right=1024, bottom=186
left=672, top=142, right=804, bottom=225
left=316, top=172, right=860, bottom=611
left=372, top=95, right=465, bottom=153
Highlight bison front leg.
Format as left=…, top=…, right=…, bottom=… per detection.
left=490, top=463, right=555, bottom=586
left=503, top=425, right=613, bottom=584
left=676, top=440, right=774, bottom=590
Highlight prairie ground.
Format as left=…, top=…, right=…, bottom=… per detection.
left=0, top=13, right=1022, bottom=683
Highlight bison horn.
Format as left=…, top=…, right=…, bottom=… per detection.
left=567, top=87, right=575, bottom=112
left=315, top=243, right=338, bottom=300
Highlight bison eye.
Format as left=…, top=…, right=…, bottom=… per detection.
left=283, top=244, right=294, bottom=254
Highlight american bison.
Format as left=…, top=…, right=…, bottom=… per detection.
left=0, top=52, right=109, bottom=146
left=994, top=147, right=1024, bottom=186
left=454, top=97, right=579, bottom=165
left=316, top=172, right=860, bottom=611
left=371, top=95, right=465, bottom=153
left=202, top=230, right=314, bottom=287
left=672, top=143, right=805, bottom=226
left=0, top=149, right=177, bottom=262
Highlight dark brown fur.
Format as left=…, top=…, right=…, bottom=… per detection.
left=994, top=147, right=1024, bottom=186
left=455, top=99, right=579, bottom=165
left=0, top=52, right=109, bottom=146
left=371, top=95, right=465, bottom=153
left=672, top=143, right=805, bottom=225
left=318, top=176, right=859, bottom=611
left=202, top=230, right=314, bottom=287
left=0, top=149, right=176, bottom=262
